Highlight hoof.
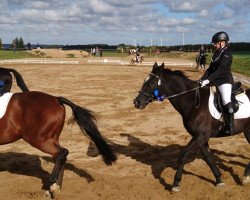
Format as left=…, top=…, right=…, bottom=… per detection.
left=44, top=190, right=51, bottom=198
left=242, top=176, right=250, bottom=184
left=171, top=186, right=180, bottom=192
left=50, top=183, right=61, bottom=199
left=216, top=182, right=225, bottom=187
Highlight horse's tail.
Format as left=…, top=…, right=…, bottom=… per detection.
left=8, top=68, right=29, bottom=92
left=57, top=97, right=117, bottom=165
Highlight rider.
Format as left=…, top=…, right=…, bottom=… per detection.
left=199, top=31, right=234, bottom=135
left=136, top=51, right=140, bottom=62
left=197, top=45, right=206, bottom=62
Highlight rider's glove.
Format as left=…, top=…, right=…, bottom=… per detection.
left=199, top=79, right=210, bottom=87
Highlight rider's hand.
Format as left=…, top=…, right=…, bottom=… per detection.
left=199, top=79, right=209, bottom=87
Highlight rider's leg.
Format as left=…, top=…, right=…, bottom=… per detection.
left=217, top=84, right=234, bottom=135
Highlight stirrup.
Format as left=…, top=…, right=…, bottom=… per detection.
left=224, top=125, right=234, bottom=135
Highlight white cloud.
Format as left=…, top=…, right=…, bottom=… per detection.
left=0, top=0, right=249, bottom=45
left=182, top=18, right=196, bottom=24
left=88, top=0, right=116, bottom=14
left=199, top=10, right=210, bottom=18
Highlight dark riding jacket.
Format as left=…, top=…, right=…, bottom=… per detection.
left=199, top=48, right=205, bottom=56
left=201, top=46, right=233, bottom=86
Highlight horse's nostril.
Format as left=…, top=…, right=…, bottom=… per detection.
left=133, top=100, right=140, bottom=107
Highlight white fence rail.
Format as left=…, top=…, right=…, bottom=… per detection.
left=233, top=75, right=250, bottom=85
left=0, top=59, right=79, bottom=64
left=88, top=59, right=195, bottom=67
left=88, top=59, right=121, bottom=64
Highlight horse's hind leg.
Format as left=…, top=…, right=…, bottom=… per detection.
left=243, top=130, right=250, bottom=184
left=200, top=143, right=224, bottom=186
left=49, top=147, right=69, bottom=198
left=33, top=139, right=69, bottom=198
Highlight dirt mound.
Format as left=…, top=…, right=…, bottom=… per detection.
left=27, top=48, right=89, bottom=58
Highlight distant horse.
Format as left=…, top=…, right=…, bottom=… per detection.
left=0, top=91, right=117, bottom=198
left=195, top=54, right=207, bottom=72
left=0, top=67, right=29, bottom=94
left=133, top=62, right=250, bottom=192
left=130, top=56, right=144, bottom=66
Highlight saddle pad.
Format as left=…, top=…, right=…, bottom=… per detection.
left=0, top=93, right=13, bottom=118
left=208, top=90, right=250, bottom=120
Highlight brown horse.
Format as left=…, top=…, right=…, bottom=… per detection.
left=0, top=67, right=29, bottom=94
left=130, top=56, right=144, bottom=66
left=133, top=62, right=250, bottom=192
left=0, top=91, right=117, bottom=198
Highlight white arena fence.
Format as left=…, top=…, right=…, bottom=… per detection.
left=0, top=59, right=79, bottom=64
left=88, top=59, right=195, bottom=67
left=88, top=59, right=250, bottom=85
left=233, top=75, right=250, bottom=85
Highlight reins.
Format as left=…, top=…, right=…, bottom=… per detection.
left=140, top=73, right=201, bottom=108
left=162, top=86, right=201, bottom=108
left=163, top=86, right=200, bottom=99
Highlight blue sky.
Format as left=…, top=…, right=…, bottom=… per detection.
left=0, top=0, right=249, bottom=46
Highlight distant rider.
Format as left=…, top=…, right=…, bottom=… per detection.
left=136, top=52, right=140, bottom=62
left=197, top=45, right=206, bottom=62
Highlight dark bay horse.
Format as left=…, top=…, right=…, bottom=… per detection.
left=0, top=67, right=29, bottom=93
left=195, top=54, right=207, bottom=72
left=133, top=62, right=250, bottom=192
left=0, top=91, right=117, bottom=198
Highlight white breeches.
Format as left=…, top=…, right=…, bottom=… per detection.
left=217, top=84, right=232, bottom=106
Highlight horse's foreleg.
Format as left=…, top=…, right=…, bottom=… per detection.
left=199, top=143, right=224, bottom=186
left=243, top=131, right=250, bottom=184
left=243, top=163, right=250, bottom=184
left=172, top=137, right=200, bottom=192
left=130, top=60, right=134, bottom=66
left=49, top=147, right=69, bottom=199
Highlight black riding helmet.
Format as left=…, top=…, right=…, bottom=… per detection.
left=211, top=31, right=229, bottom=43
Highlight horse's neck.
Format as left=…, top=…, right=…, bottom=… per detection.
left=163, top=78, right=196, bottom=117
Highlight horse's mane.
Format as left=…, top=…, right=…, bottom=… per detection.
left=163, top=68, right=188, bottom=79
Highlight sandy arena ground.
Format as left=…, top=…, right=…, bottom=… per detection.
left=0, top=55, right=249, bottom=200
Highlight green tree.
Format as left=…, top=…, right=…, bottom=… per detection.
left=11, top=37, right=25, bottom=50
left=18, top=37, right=25, bottom=49
left=0, top=38, right=2, bottom=49
left=12, top=37, right=18, bottom=48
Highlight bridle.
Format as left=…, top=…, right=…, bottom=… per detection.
left=139, top=73, right=161, bottom=102
left=139, top=73, right=201, bottom=108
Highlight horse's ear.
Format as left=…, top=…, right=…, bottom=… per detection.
left=153, top=62, right=158, bottom=69
left=160, top=62, right=165, bottom=69
left=159, top=62, right=164, bottom=72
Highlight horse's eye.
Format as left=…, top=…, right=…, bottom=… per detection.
left=149, top=80, right=155, bottom=85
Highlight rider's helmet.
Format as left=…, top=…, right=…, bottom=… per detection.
left=211, top=31, right=229, bottom=44
left=201, top=45, right=204, bottom=50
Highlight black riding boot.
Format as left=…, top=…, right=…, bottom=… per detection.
left=223, top=102, right=234, bottom=135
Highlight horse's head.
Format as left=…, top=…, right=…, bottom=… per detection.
left=133, top=62, right=165, bottom=109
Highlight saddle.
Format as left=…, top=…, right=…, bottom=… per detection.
left=0, top=92, right=13, bottom=118
left=213, top=82, right=244, bottom=113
